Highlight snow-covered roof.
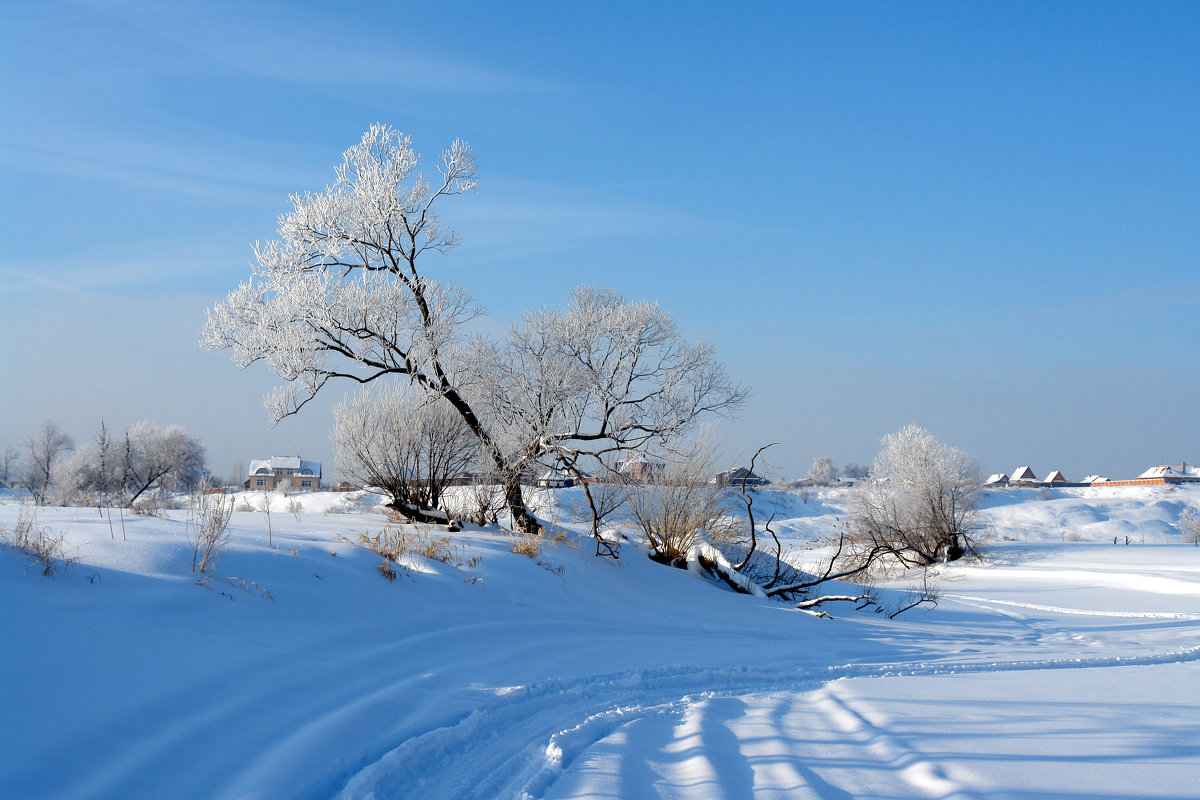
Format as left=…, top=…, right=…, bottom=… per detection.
left=248, top=457, right=322, bottom=477
left=1137, top=464, right=1182, bottom=480
left=619, top=453, right=664, bottom=466
left=713, top=467, right=767, bottom=486
left=1082, top=475, right=1109, bottom=484
left=1045, top=470, right=1068, bottom=484
left=984, top=473, right=1009, bottom=485
left=1011, top=466, right=1038, bottom=482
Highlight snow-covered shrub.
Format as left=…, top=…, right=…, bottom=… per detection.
left=849, top=425, right=981, bottom=566
left=1179, top=508, right=1200, bottom=546
left=43, top=442, right=93, bottom=507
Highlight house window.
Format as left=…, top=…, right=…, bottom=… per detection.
left=256, top=479, right=265, bottom=487
left=301, top=480, right=311, bottom=488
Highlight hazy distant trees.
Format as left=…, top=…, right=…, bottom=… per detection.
left=808, top=456, right=836, bottom=486
left=842, top=462, right=869, bottom=480
left=228, top=459, right=246, bottom=490
left=28, top=420, right=205, bottom=507
left=121, top=422, right=206, bottom=505
left=23, top=420, right=73, bottom=503
left=333, top=384, right=477, bottom=522
left=849, top=425, right=981, bottom=564
left=1, top=444, right=21, bottom=488
left=203, top=125, right=744, bottom=534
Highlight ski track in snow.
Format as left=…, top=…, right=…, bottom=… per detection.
left=335, top=626, right=1200, bottom=799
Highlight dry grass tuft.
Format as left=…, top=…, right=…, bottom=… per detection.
left=510, top=535, right=541, bottom=558
left=1, top=506, right=75, bottom=577
left=131, top=494, right=168, bottom=517
left=353, top=524, right=479, bottom=580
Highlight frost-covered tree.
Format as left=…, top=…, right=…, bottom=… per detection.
left=119, top=422, right=207, bottom=505
left=1, top=444, right=20, bottom=488
left=228, top=459, right=245, bottom=490
left=808, top=456, right=836, bottom=485
left=1179, top=507, right=1200, bottom=546
left=469, top=286, right=746, bottom=532
left=203, top=126, right=744, bottom=534
left=23, top=420, right=73, bottom=504
left=200, top=125, right=519, bottom=519
left=333, top=383, right=477, bottom=522
left=44, top=442, right=96, bottom=507
left=849, top=425, right=980, bottom=565
left=842, top=462, right=869, bottom=480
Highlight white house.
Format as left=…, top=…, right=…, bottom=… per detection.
left=248, top=456, right=322, bottom=491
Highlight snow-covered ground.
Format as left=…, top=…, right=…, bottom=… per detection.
left=2, top=485, right=1199, bottom=799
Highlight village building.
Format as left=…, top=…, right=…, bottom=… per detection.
left=1010, top=466, right=1039, bottom=484
left=536, top=469, right=578, bottom=488
left=1044, top=470, right=1069, bottom=484
left=247, top=456, right=322, bottom=491
left=984, top=473, right=1010, bottom=486
left=712, top=467, right=768, bottom=487
left=616, top=454, right=665, bottom=483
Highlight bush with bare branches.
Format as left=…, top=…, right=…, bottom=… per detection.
left=188, top=490, right=234, bottom=578
left=625, top=443, right=737, bottom=566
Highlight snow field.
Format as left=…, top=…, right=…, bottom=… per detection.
left=2, top=485, right=1199, bottom=799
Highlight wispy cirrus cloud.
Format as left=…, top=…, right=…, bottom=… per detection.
left=73, top=0, right=563, bottom=95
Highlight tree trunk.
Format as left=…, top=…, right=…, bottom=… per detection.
left=504, top=471, right=540, bottom=533
left=386, top=500, right=451, bottom=526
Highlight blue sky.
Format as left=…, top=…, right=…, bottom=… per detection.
left=2, top=0, right=1197, bottom=482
